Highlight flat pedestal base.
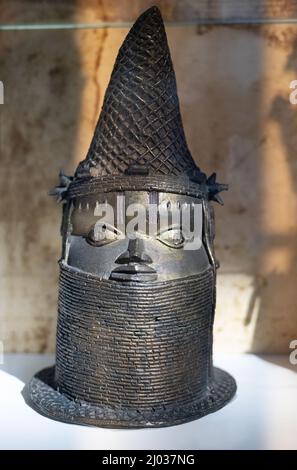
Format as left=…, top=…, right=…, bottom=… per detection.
left=25, top=365, right=236, bottom=429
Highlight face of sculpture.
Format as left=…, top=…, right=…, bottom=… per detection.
left=64, top=191, right=210, bottom=282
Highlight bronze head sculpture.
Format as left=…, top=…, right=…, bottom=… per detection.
left=27, top=6, right=236, bottom=428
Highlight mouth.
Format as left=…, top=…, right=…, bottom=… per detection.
left=109, top=263, right=157, bottom=282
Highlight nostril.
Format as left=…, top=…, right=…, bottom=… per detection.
left=115, top=252, right=152, bottom=264
left=140, top=252, right=152, bottom=264
left=115, top=251, right=130, bottom=264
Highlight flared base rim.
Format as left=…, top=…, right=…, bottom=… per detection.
left=24, top=366, right=236, bottom=429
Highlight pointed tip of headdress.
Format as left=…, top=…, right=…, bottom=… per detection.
left=75, top=4, right=200, bottom=180
left=122, top=4, right=166, bottom=56
left=140, top=5, right=162, bottom=18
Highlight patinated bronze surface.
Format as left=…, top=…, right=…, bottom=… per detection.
left=26, top=6, right=236, bottom=428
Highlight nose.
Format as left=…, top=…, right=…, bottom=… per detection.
left=115, top=238, right=152, bottom=265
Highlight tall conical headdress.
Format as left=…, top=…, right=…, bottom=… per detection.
left=55, top=6, right=227, bottom=203
left=76, top=6, right=199, bottom=179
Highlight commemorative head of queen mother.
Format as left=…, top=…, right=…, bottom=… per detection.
left=27, top=6, right=236, bottom=428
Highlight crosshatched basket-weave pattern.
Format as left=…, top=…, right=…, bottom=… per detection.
left=76, top=7, right=197, bottom=178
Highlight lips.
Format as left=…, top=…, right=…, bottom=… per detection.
left=110, top=263, right=157, bottom=282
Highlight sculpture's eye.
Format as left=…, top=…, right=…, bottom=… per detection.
left=86, top=223, right=121, bottom=247
left=157, top=228, right=185, bottom=249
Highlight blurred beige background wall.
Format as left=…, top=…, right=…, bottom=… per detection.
left=0, top=0, right=297, bottom=353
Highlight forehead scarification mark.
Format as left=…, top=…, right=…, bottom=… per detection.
left=116, top=192, right=125, bottom=227
left=149, top=191, right=159, bottom=205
